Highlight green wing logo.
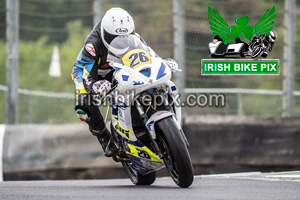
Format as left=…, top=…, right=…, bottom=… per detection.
left=208, top=6, right=275, bottom=42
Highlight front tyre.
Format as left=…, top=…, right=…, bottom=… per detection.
left=251, top=46, right=262, bottom=58
left=156, top=117, right=194, bottom=188
left=122, top=162, right=156, bottom=185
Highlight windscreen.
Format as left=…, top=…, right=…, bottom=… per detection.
left=108, top=34, right=150, bottom=58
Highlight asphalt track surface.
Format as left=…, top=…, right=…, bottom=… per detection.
left=1, top=175, right=300, bottom=200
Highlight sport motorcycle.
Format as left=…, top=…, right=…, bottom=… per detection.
left=99, top=34, right=194, bottom=188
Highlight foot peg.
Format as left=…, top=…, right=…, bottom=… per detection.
left=112, top=151, right=130, bottom=162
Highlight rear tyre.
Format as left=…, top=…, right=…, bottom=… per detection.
left=156, top=117, right=194, bottom=188
left=122, top=162, right=156, bottom=185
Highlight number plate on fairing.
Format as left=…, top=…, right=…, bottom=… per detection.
left=122, top=49, right=152, bottom=69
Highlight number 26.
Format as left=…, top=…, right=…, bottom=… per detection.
left=128, top=52, right=150, bottom=68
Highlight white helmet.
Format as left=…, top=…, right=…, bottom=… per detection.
left=101, top=8, right=135, bottom=55
left=268, top=31, right=277, bottom=42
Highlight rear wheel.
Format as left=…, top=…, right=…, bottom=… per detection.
left=156, top=117, right=194, bottom=188
left=113, top=121, right=156, bottom=186
left=122, top=162, right=156, bottom=185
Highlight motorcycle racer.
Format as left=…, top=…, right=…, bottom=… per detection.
left=71, top=8, right=179, bottom=157
left=248, top=31, right=277, bottom=58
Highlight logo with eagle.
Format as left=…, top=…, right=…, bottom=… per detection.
left=208, top=6, right=277, bottom=58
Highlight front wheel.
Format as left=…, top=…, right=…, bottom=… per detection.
left=122, top=162, right=156, bottom=185
left=156, top=117, right=194, bottom=188
left=251, top=45, right=262, bottom=58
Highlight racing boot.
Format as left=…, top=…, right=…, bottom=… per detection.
left=92, top=128, right=118, bottom=157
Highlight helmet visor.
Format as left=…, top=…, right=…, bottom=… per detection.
left=108, top=34, right=149, bottom=58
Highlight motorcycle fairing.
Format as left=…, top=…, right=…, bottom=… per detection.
left=111, top=98, right=164, bottom=174
left=108, top=38, right=183, bottom=176
left=127, top=154, right=164, bottom=176
left=113, top=52, right=172, bottom=98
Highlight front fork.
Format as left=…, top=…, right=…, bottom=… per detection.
left=135, top=100, right=164, bottom=159
left=164, top=90, right=190, bottom=148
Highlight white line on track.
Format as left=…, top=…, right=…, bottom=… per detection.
left=200, top=171, right=300, bottom=182
left=0, top=124, right=5, bottom=182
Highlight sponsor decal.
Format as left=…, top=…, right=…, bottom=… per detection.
left=115, top=28, right=128, bottom=34
left=157, top=111, right=168, bottom=116
left=85, top=43, right=96, bottom=57
left=118, top=109, right=125, bottom=122
left=115, top=122, right=131, bottom=139
left=133, top=81, right=144, bottom=86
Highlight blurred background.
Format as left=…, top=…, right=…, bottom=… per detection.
left=0, top=0, right=299, bottom=124
left=0, top=0, right=300, bottom=180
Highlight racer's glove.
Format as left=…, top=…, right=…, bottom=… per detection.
left=164, top=58, right=181, bottom=73
left=92, top=80, right=112, bottom=98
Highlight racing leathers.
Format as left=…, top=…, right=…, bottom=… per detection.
left=251, top=34, right=275, bottom=52
left=72, top=22, right=117, bottom=157
left=248, top=33, right=275, bottom=58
